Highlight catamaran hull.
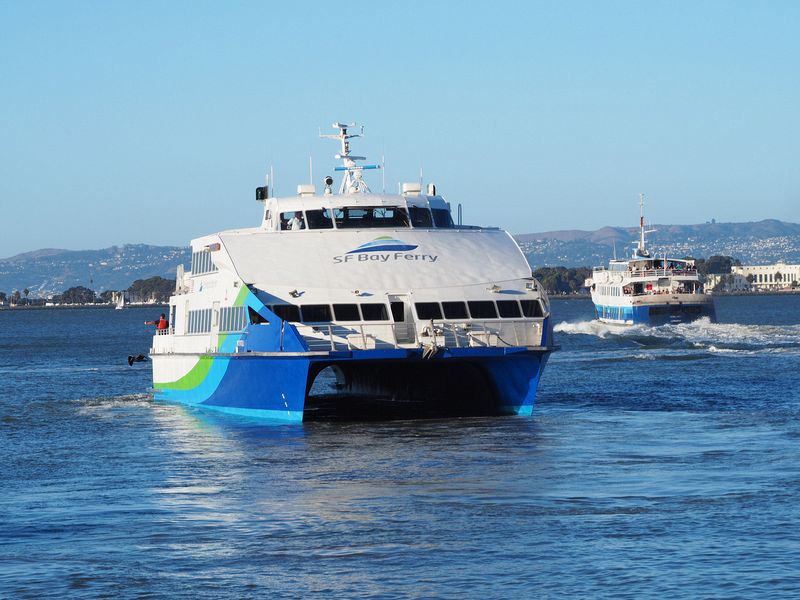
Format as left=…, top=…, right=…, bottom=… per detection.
left=151, top=348, right=551, bottom=422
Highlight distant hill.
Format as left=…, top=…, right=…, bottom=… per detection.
left=517, top=219, right=800, bottom=268
left=0, top=244, right=190, bottom=298
left=3, top=219, right=799, bottom=298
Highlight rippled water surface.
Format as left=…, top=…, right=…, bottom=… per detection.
left=2, top=297, right=800, bottom=598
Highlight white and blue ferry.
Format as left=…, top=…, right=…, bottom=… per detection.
left=586, top=195, right=715, bottom=325
left=149, top=123, right=554, bottom=421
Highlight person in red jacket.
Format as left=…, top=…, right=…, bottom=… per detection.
left=145, top=313, right=169, bottom=330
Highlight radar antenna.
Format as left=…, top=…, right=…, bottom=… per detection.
left=320, top=122, right=381, bottom=194
left=634, top=193, right=656, bottom=258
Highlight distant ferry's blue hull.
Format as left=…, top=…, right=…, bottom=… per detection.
left=594, top=302, right=716, bottom=325
left=154, top=347, right=551, bottom=422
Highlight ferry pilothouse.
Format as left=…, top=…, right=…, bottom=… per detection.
left=586, top=195, right=716, bottom=326
left=149, top=123, right=554, bottom=421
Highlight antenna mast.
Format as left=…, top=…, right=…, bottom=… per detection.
left=320, top=122, right=381, bottom=194
left=636, top=193, right=651, bottom=258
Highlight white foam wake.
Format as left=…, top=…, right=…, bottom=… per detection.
left=555, top=317, right=800, bottom=353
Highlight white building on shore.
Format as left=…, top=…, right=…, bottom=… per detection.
left=705, top=273, right=751, bottom=293
left=731, top=260, right=800, bottom=291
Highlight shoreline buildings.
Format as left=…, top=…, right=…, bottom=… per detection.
left=707, top=260, right=800, bottom=292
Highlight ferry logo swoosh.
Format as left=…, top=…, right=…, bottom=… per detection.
left=346, top=236, right=418, bottom=254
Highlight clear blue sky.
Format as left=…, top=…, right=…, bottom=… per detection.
left=1, top=1, right=798, bottom=258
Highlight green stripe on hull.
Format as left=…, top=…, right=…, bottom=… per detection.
left=154, top=356, right=214, bottom=390
left=154, top=286, right=251, bottom=390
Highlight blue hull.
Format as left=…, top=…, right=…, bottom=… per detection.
left=594, top=302, right=716, bottom=325
left=154, top=347, right=551, bottom=422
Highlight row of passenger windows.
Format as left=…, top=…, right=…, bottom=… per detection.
left=267, top=299, right=544, bottom=324
left=268, top=303, right=388, bottom=323
left=183, top=298, right=545, bottom=334
left=191, top=250, right=218, bottom=275
left=270, top=206, right=455, bottom=231
left=187, top=308, right=213, bottom=334
left=220, top=306, right=247, bottom=332
left=414, top=300, right=543, bottom=320
left=597, top=285, right=622, bottom=296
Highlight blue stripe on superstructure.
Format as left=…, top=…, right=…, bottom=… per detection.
left=347, top=244, right=418, bottom=254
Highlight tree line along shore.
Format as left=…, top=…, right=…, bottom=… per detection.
left=2, top=255, right=793, bottom=308
left=0, top=276, right=173, bottom=308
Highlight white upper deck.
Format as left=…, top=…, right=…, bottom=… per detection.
left=187, top=123, right=534, bottom=298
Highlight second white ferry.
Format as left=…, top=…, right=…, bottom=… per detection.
left=149, top=123, right=554, bottom=421
left=586, top=195, right=716, bottom=325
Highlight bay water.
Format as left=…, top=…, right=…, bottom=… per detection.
left=1, top=296, right=799, bottom=598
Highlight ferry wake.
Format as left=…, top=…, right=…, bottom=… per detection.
left=149, top=123, right=554, bottom=421
left=585, top=195, right=716, bottom=326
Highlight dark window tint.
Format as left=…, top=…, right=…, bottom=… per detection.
left=409, top=206, right=433, bottom=228
left=305, top=209, right=334, bottom=230
left=442, top=301, right=468, bottom=319
left=496, top=300, right=522, bottom=318
left=300, top=304, right=332, bottom=322
left=432, top=208, right=454, bottom=228
left=333, top=303, right=360, bottom=321
left=272, top=304, right=300, bottom=322
left=390, top=301, right=405, bottom=322
left=415, top=302, right=442, bottom=320
left=468, top=301, right=497, bottom=319
left=335, top=206, right=410, bottom=229
left=519, top=300, right=543, bottom=318
left=361, top=303, right=389, bottom=321
left=248, top=307, right=269, bottom=324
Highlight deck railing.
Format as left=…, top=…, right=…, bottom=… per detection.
left=296, top=319, right=545, bottom=352
left=152, top=320, right=547, bottom=352
left=594, top=267, right=698, bottom=279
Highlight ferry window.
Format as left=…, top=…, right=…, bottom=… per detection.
left=187, top=308, right=213, bottom=334
left=496, top=300, right=522, bottom=318
left=300, top=304, right=332, bottom=322
left=432, top=209, right=454, bottom=228
left=271, top=304, right=300, bottom=322
left=442, top=301, right=468, bottom=319
left=520, top=300, right=543, bottom=318
left=221, top=305, right=248, bottom=331
left=332, top=303, right=360, bottom=321
left=390, top=301, right=405, bottom=322
left=305, top=208, right=334, bottom=230
left=409, top=206, right=433, bottom=228
left=415, top=302, right=443, bottom=320
left=247, top=306, right=268, bottom=325
left=468, top=301, right=498, bottom=319
left=191, top=250, right=218, bottom=275
left=361, top=303, right=389, bottom=321
left=280, top=211, right=305, bottom=231
left=335, top=206, right=410, bottom=229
